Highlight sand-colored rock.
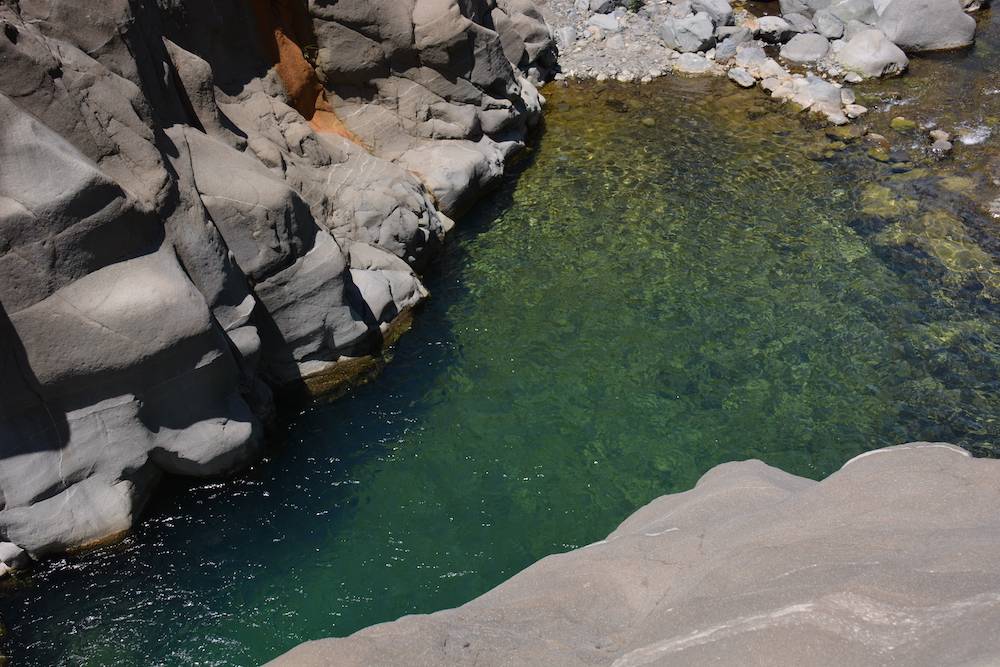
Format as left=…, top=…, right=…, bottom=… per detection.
left=271, top=444, right=1000, bottom=667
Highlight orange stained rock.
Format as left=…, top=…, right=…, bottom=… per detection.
left=248, top=0, right=359, bottom=141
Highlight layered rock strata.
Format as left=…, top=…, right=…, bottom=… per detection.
left=0, top=0, right=552, bottom=571
left=272, top=443, right=1000, bottom=667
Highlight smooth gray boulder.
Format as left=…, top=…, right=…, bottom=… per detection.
left=271, top=444, right=1000, bottom=667
left=588, top=12, right=621, bottom=31
left=834, top=27, right=909, bottom=77
left=780, top=31, right=832, bottom=62
left=878, top=0, right=976, bottom=51
left=827, top=0, right=881, bottom=24
left=783, top=12, right=818, bottom=32
left=659, top=12, right=717, bottom=52
left=814, top=9, right=847, bottom=37
left=727, top=66, right=757, bottom=86
left=714, top=27, right=753, bottom=61
left=692, top=0, right=734, bottom=26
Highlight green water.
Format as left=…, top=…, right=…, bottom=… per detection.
left=5, top=49, right=1000, bottom=666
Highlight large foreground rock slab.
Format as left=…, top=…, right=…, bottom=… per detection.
left=271, top=443, right=1000, bottom=666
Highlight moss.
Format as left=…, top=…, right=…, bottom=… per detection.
left=890, top=116, right=918, bottom=132
left=867, top=147, right=891, bottom=162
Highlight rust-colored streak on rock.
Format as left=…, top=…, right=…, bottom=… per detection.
left=248, top=0, right=358, bottom=141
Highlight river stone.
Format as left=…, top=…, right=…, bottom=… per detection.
left=878, top=0, right=976, bottom=51
left=728, top=66, right=757, bottom=86
left=692, top=0, right=735, bottom=26
left=834, top=28, right=909, bottom=77
left=588, top=12, right=621, bottom=31
left=780, top=32, right=832, bottom=62
left=827, top=0, right=881, bottom=24
left=814, top=9, right=846, bottom=37
left=784, top=12, right=818, bottom=32
left=714, top=27, right=753, bottom=60
left=673, top=51, right=722, bottom=73
left=270, top=444, right=1000, bottom=667
left=659, top=12, right=717, bottom=52
left=756, top=16, right=796, bottom=42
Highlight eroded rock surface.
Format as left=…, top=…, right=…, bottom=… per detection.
left=0, top=0, right=552, bottom=568
left=271, top=443, right=1000, bottom=666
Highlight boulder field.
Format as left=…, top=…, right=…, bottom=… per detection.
left=0, top=0, right=552, bottom=573
left=547, top=0, right=983, bottom=124
left=271, top=444, right=1000, bottom=666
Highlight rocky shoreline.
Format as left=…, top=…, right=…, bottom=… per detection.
left=0, top=0, right=552, bottom=575
left=542, top=0, right=982, bottom=125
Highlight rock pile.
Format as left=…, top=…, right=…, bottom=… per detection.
left=545, top=0, right=984, bottom=123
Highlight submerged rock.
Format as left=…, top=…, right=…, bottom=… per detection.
left=271, top=444, right=1000, bottom=667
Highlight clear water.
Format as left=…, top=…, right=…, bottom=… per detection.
left=4, top=35, right=1000, bottom=667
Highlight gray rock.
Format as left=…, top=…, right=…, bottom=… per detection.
left=555, top=26, right=578, bottom=48
left=827, top=0, right=880, bottom=24
left=784, top=12, right=818, bottom=32
left=814, top=9, right=847, bottom=37
left=728, top=66, right=757, bottom=86
left=0, top=0, right=551, bottom=565
left=878, top=0, right=976, bottom=51
left=590, top=0, right=615, bottom=12
left=271, top=444, right=1000, bottom=667
left=756, top=15, right=796, bottom=42
left=692, top=0, right=735, bottom=25
left=834, top=27, right=909, bottom=77
left=588, top=12, right=621, bottom=31
left=780, top=0, right=813, bottom=14
left=932, top=139, right=954, bottom=152
left=659, top=12, right=717, bottom=52
left=673, top=51, right=721, bottom=73
left=714, top=27, right=753, bottom=60
left=780, top=31, right=832, bottom=62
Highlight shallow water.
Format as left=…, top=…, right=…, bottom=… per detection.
left=5, top=27, right=1000, bottom=667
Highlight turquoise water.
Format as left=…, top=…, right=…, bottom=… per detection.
left=3, top=69, right=1000, bottom=665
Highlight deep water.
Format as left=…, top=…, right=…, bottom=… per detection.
left=5, top=45, right=1000, bottom=666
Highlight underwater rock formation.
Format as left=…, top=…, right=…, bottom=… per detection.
left=271, top=443, right=1000, bottom=667
left=0, top=0, right=552, bottom=570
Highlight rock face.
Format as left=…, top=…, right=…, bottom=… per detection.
left=0, top=0, right=551, bottom=568
left=271, top=443, right=1000, bottom=666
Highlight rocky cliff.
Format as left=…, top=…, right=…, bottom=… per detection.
left=0, top=0, right=552, bottom=571
left=271, top=443, right=1000, bottom=666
